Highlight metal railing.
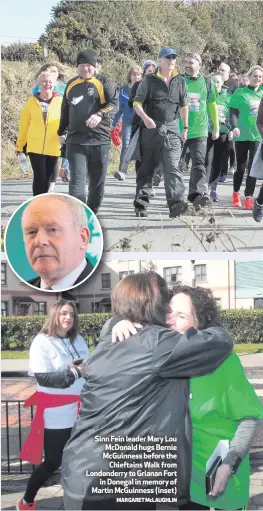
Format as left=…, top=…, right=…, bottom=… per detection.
left=1, top=400, right=35, bottom=473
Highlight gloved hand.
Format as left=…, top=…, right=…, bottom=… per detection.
left=110, top=125, right=122, bottom=146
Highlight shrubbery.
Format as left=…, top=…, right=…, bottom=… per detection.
left=1, top=310, right=262, bottom=351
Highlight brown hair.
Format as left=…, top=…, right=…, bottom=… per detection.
left=171, top=285, right=220, bottom=330
left=112, top=271, right=170, bottom=326
left=35, top=61, right=68, bottom=83
left=40, top=300, right=79, bottom=342
left=126, top=64, right=143, bottom=84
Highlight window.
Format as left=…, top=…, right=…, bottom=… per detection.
left=101, top=273, right=111, bottom=289
left=1, top=301, right=8, bottom=316
left=119, top=270, right=135, bottom=280
left=163, top=267, right=182, bottom=286
left=1, top=263, right=7, bottom=285
left=36, top=302, right=46, bottom=315
left=254, top=298, right=263, bottom=309
left=194, top=264, right=207, bottom=283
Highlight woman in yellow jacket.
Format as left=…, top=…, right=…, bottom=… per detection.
left=16, top=71, right=62, bottom=195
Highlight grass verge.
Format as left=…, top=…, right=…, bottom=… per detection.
left=1, top=344, right=262, bottom=359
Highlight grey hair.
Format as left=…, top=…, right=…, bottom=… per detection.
left=22, top=195, right=89, bottom=231
left=37, top=71, right=55, bottom=85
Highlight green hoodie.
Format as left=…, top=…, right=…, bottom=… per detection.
left=190, top=353, right=263, bottom=509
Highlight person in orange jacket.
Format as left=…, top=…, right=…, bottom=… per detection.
left=16, top=71, right=62, bottom=196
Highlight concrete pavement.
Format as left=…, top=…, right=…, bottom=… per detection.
left=2, top=173, right=263, bottom=252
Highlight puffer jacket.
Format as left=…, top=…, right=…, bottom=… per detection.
left=16, top=93, right=62, bottom=156
left=61, top=320, right=233, bottom=508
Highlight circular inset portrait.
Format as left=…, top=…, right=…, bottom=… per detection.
left=4, top=193, right=103, bottom=292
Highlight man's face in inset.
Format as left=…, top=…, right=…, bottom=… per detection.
left=22, top=198, right=90, bottom=285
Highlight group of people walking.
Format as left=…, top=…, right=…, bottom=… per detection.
left=17, top=274, right=263, bottom=511
left=16, top=48, right=263, bottom=222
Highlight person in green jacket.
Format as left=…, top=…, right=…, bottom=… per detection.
left=167, top=285, right=263, bottom=510
left=113, top=287, right=263, bottom=511
left=181, top=52, right=219, bottom=209
left=229, top=65, right=263, bottom=210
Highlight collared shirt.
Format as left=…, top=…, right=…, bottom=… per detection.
left=40, top=259, right=87, bottom=290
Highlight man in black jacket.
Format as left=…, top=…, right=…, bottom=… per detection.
left=133, top=48, right=189, bottom=218
left=22, top=195, right=95, bottom=291
left=58, top=50, right=118, bottom=213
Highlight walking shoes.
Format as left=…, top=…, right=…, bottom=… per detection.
left=244, top=197, right=254, bottom=210
left=17, top=498, right=37, bottom=510
left=232, top=192, right=242, bottom=208
left=253, top=200, right=263, bottom=222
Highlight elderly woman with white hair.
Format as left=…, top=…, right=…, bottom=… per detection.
left=16, top=71, right=63, bottom=196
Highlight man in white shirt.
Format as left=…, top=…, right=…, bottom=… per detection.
left=22, top=194, right=94, bottom=290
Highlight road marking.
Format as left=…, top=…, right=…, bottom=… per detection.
left=248, top=379, right=263, bottom=385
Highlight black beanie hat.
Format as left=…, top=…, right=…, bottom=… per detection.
left=77, top=50, right=98, bottom=67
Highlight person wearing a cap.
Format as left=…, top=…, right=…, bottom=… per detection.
left=181, top=52, right=219, bottom=208
left=58, top=50, right=118, bottom=213
left=133, top=47, right=189, bottom=218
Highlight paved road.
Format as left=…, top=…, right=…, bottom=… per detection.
left=2, top=174, right=263, bottom=252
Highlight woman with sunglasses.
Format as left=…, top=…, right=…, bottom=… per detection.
left=17, top=300, right=88, bottom=511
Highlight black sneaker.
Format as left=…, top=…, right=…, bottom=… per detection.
left=153, top=175, right=161, bottom=187
left=252, top=200, right=263, bottom=223
left=169, top=201, right=188, bottom=218
left=114, top=171, right=126, bottom=181
left=135, top=209, right=148, bottom=217
left=193, top=195, right=211, bottom=210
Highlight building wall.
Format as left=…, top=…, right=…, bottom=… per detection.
left=1, top=254, right=60, bottom=316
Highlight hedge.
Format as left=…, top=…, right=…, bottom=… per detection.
left=1, top=310, right=262, bottom=351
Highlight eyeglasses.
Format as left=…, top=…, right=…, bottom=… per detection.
left=165, top=55, right=176, bottom=60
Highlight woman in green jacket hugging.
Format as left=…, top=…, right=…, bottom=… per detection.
left=114, top=286, right=263, bottom=510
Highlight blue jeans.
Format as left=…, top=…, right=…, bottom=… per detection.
left=61, top=156, right=70, bottom=173
left=119, top=123, right=132, bottom=172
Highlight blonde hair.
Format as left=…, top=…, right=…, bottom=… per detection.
left=35, top=61, right=68, bottom=82
left=247, top=65, right=263, bottom=77
left=37, top=71, right=55, bottom=85
left=126, top=64, right=143, bottom=84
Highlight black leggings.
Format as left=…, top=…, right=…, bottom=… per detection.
left=257, top=183, right=263, bottom=205
left=205, top=133, right=229, bottom=184
left=233, top=141, right=260, bottom=196
left=24, top=427, right=71, bottom=504
left=28, top=153, right=59, bottom=195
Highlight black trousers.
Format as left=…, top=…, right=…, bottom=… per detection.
left=28, top=153, right=59, bottom=195
left=257, top=183, right=263, bottom=205
left=184, top=137, right=208, bottom=202
left=24, top=427, right=72, bottom=504
left=233, top=141, right=260, bottom=196
left=205, top=133, right=229, bottom=184
left=67, top=143, right=110, bottom=213
left=134, top=127, right=185, bottom=211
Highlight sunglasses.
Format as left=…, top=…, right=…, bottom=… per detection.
left=165, top=55, right=176, bottom=60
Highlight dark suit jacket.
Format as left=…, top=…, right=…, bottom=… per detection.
left=27, top=258, right=94, bottom=289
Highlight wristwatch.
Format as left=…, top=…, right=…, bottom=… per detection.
left=183, top=126, right=188, bottom=129
left=97, top=111, right=103, bottom=118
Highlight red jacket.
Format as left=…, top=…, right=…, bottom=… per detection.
left=20, top=391, right=80, bottom=465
